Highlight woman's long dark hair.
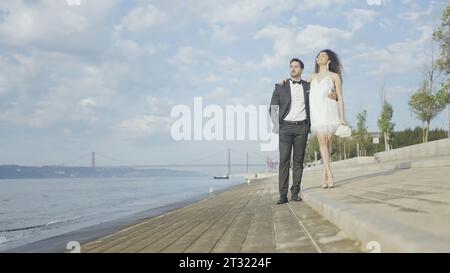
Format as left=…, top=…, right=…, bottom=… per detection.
left=314, top=49, right=343, bottom=81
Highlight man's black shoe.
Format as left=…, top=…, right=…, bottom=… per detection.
left=277, top=197, right=288, bottom=205
left=291, top=195, right=302, bottom=201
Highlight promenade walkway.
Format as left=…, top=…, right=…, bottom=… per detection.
left=81, top=175, right=362, bottom=253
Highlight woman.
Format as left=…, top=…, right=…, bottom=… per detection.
left=309, top=49, right=346, bottom=188
left=280, top=49, right=346, bottom=188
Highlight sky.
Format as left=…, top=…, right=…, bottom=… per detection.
left=0, top=0, right=449, bottom=167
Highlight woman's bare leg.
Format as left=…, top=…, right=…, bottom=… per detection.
left=317, top=132, right=331, bottom=188
left=328, top=133, right=333, bottom=158
left=326, top=131, right=335, bottom=187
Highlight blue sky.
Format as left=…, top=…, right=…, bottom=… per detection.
left=0, top=0, right=448, bottom=167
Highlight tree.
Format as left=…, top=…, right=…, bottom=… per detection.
left=433, top=5, right=450, bottom=138
left=332, top=136, right=351, bottom=161
left=391, top=127, right=448, bottom=148
left=433, top=5, right=450, bottom=75
left=377, top=101, right=395, bottom=151
left=354, top=110, right=369, bottom=156
left=305, top=137, right=320, bottom=164
left=409, top=26, right=450, bottom=143
left=408, top=80, right=450, bottom=142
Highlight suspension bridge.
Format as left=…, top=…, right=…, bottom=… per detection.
left=50, top=149, right=279, bottom=176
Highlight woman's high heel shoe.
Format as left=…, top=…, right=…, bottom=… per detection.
left=326, top=174, right=335, bottom=188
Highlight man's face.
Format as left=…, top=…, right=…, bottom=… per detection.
left=290, top=61, right=302, bottom=78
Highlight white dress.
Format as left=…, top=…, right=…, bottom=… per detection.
left=309, top=72, right=340, bottom=135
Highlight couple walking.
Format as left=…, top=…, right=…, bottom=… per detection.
left=269, top=49, right=347, bottom=205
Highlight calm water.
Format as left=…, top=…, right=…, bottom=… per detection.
left=0, top=175, right=246, bottom=251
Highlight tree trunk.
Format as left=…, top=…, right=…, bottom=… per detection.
left=344, top=141, right=346, bottom=160
left=425, top=121, right=430, bottom=142
left=422, top=121, right=426, bottom=143
left=384, top=132, right=388, bottom=151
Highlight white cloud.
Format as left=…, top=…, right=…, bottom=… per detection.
left=115, top=4, right=167, bottom=32
left=191, top=0, right=351, bottom=26
left=0, top=50, right=125, bottom=128
left=0, top=0, right=118, bottom=49
left=80, top=98, right=97, bottom=109
left=0, top=1, right=85, bottom=46
left=211, top=25, right=238, bottom=43
left=112, top=38, right=161, bottom=61
left=252, top=8, right=378, bottom=69
left=192, top=0, right=290, bottom=26
left=0, top=75, right=7, bottom=95
left=297, top=0, right=349, bottom=11
left=63, top=128, right=73, bottom=137
left=204, top=74, right=221, bottom=83
left=347, top=9, right=379, bottom=32
left=114, top=39, right=141, bottom=59
left=188, top=0, right=313, bottom=44
left=216, top=56, right=248, bottom=74
left=205, top=87, right=232, bottom=101
left=168, top=46, right=209, bottom=66
left=351, top=25, right=433, bottom=77
left=384, top=85, right=415, bottom=100
left=189, top=74, right=222, bottom=87
left=254, top=24, right=352, bottom=68
left=118, top=114, right=173, bottom=137
left=400, top=4, right=433, bottom=22
left=147, top=96, right=176, bottom=116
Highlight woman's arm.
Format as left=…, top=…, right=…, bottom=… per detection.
left=332, top=73, right=346, bottom=125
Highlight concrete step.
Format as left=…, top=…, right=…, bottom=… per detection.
left=300, top=165, right=450, bottom=252
left=305, top=155, right=450, bottom=174
left=302, top=189, right=450, bottom=252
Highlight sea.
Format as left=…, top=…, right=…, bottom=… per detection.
left=0, top=171, right=254, bottom=252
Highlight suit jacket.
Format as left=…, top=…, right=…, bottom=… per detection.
left=269, top=80, right=311, bottom=133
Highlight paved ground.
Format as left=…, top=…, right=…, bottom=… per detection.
left=300, top=156, right=450, bottom=252
left=81, top=177, right=362, bottom=253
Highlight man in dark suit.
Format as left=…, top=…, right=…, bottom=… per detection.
left=269, top=58, right=311, bottom=204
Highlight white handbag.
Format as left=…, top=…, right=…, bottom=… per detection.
left=335, top=124, right=352, bottom=138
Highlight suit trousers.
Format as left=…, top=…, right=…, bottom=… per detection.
left=278, top=122, right=308, bottom=198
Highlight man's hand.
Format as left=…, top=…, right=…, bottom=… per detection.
left=272, top=126, right=279, bottom=134
left=277, top=78, right=289, bottom=86
left=328, top=89, right=338, bottom=101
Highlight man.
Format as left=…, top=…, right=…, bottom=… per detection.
left=270, top=58, right=311, bottom=204
left=270, top=58, right=338, bottom=205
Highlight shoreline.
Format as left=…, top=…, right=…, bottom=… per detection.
left=2, top=181, right=249, bottom=253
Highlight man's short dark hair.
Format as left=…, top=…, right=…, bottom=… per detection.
left=290, top=58, right=304, bottom=69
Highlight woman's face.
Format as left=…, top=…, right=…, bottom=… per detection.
left=316, top=52, right=329, bottom=65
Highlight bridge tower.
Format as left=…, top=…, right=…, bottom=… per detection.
left=91, top=152, right=96, bottom=177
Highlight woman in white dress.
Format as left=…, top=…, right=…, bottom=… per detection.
left=308, top=49, right=346, bottom=188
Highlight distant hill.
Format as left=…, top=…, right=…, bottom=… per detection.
left=0, top=165, right=205, bottom=179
